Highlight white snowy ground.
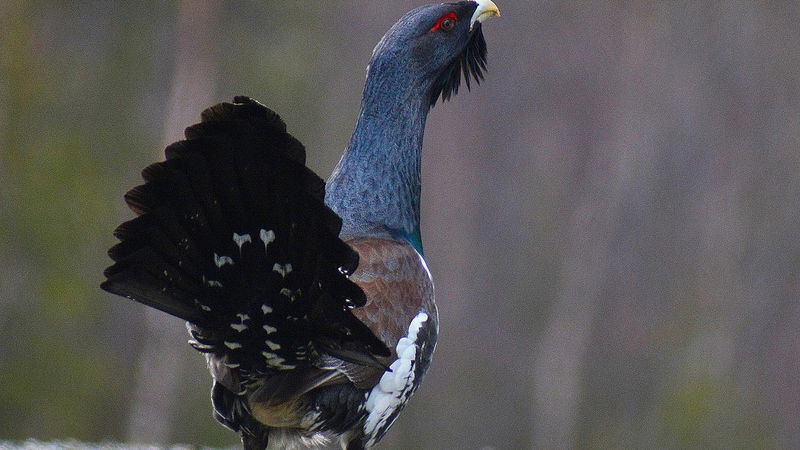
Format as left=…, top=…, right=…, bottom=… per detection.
left=0, top=442, right=233, bottom=450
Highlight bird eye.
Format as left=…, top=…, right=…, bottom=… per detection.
left=440, top=17, right=456, bottom=32
left=430, top=12, right=458, bottom=33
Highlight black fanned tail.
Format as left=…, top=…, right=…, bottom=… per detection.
left=102, top=97, right=390, bottom=430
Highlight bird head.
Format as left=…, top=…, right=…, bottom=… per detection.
left=368, top=0, right=500, bottom=106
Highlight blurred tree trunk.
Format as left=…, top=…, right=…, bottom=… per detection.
left=528, top=5, right=627, bottom=446
left=126, top=0, right=220, bottom=443
left=532, top=161, right=621, bottom=449
left=0, top=0, right=9, bottom=333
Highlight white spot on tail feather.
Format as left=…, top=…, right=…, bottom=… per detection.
left=203, top=276, right=223, bottom=288
left=262, top=351, right=287, bottom=366
left=224, top=341, right=242, bottom=350
left=273, top=263, right=292, bottom=277
left=231, top=313, right=250, bottom=332
left=260, top=229, right=275, bottom=251
left=263, top=324, right=277, bottom=334
left=265, top=340, right=281, bottom=351
left=214, top=253, right=234, bottom=268
left=261, top=304, right=273, bottom=314
left=233, top=232, right=252, bottom=251
left=193, top=299, right=212, bottom=312
left=363, top=312, right=429, bottom=446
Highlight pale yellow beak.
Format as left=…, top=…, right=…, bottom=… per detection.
left=470, top=0, right=500, bottom=31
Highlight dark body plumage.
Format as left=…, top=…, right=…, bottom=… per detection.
left=102, top=2, right=497, bottom=448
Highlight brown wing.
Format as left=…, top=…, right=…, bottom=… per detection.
left=345, top=237, right=437, bottom=387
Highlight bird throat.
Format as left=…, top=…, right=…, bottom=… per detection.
left=325, top=66, right=431, bottom=249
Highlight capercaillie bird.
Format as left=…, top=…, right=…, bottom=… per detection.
left=102, top=1, right=499, bottom=448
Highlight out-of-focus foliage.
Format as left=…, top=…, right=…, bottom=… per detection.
left=1, top=1, right=799, bottom=449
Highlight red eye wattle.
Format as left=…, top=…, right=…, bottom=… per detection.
left=429, top=12, right=458, bottom=32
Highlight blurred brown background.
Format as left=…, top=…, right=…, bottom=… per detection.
left=2, top=1, right=799, bottom=448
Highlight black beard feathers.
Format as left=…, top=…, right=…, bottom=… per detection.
left=429, top=25, right=488, bottom=106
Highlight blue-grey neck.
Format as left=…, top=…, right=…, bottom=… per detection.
left=325, top=51, right=431, bottom=247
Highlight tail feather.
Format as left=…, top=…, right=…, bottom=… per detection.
left=102, top=261, right=205, bottom=325
left=103, top=96, right=390, bottom=367
left=103, top=97, right=392, bottom=440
